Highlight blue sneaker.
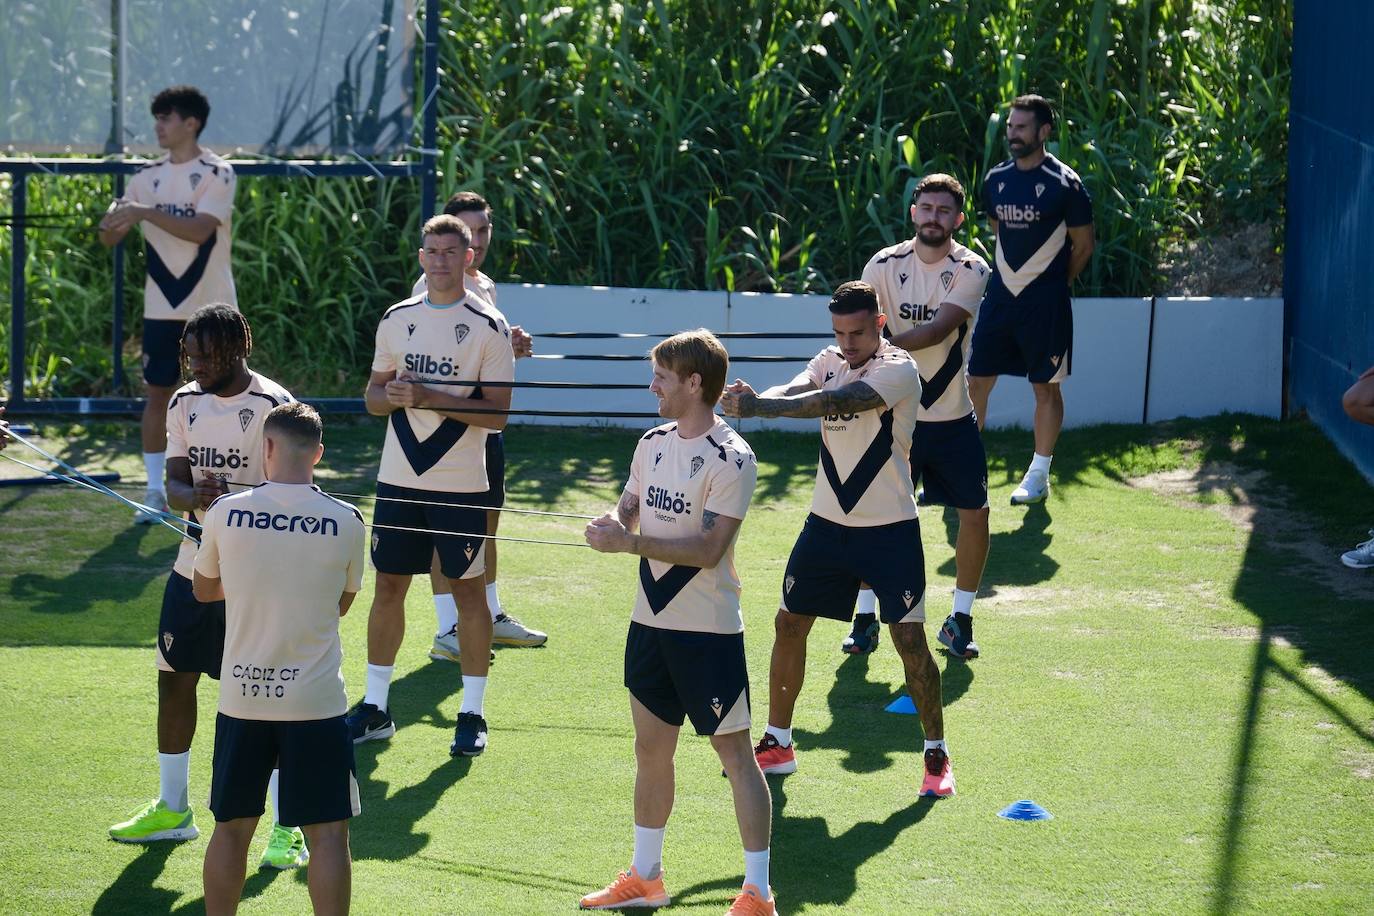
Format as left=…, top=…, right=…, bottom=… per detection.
left=842, top=615, right=880, bottom=655
left=937, top=613, right=979, bottom=659
left=450, top=711, right=488, bottom=757
left=346, top=700, right=395, bottom=744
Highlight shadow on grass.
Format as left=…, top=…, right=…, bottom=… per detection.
left=935, top=502, right=1060, bottom=589
left=8, top=524, right=174, bottom=620
left=672, top=783, right=936, bottom=910
left=794, top=651, right=972, bottom=775
left=92, top=843, right=186, bottom=915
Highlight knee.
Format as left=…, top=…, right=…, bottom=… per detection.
left=1032, top=383, right=1061, bottom=405
left=372, top=575, right=409, bottom=607
left=774, top=610, right=810, bottom=641
left=712, top=733, right=757, bottom=775
left=634, top=735, right=674, bottom=767
left=302, top=820, right=349, bottom=852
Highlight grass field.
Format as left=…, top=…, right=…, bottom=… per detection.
left=1, top=414, right=1371, bottom=914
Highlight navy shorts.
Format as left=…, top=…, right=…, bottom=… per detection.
left=209, top=713, right=360, bottom=826
left=781, top=514, right=926, bottom=624
left=142, top=319, right=187, bottom=387
left=155, top=571, right=225, bottom=676
left=482, top=432, right=505, bottom=509
left=371, top=482, right=487, bottom=579
left=968, top=295, right=1072, bottom=383
left=624, top=621, right=752, bottom=736
left=911, top=413, right=989, bottom=510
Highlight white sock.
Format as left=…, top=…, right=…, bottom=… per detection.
left=433, top=592, right=458, bottom=634
left=486, top=582, right=503, bottom=621
left=952, top=588, right=976, bottom=618
left=1029, top=452, right=1052, bottom=475
left=924, top=738, right=947, bottom=753
left=632, top=824, right=666, bottom=878
left=158, top=751, right=190, bottom=811
left=855, top=588, right=877, bottom=616
left=764, top=724, right=792, bottom=748
left=460, top=675, right=487, bottom=716
left=743, top=848, right=771, bottom=897
left=364, top=664, right=394, bottom=711
left=268, top=768, right=281, bottom=826
left=144, top=452, right=167, bottom=493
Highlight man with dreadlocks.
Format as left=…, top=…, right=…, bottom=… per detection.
left=108, top=304, right=308, bottom=871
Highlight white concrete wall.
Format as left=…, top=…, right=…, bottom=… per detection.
left=494, top=284, right=1283, bottom=430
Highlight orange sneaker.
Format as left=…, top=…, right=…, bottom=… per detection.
left=753, top=734, right=797, bottom=775
left=920, top=747, right=956, bottom=797
left=579, top=866, right=671, bottom=909
left=726, top=883, right=779, bottom=915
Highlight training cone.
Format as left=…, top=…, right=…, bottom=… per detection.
left=998, top=800, right=1053, bottom=821
left=884, top=695, right=918, bottom=714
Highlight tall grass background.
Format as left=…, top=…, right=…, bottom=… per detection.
left=1, top=0, right=1289, bottom=397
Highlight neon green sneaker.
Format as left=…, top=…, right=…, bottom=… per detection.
left=259, top=824, right=309, bottom=869
left=108, top=799, right=198, bottom=843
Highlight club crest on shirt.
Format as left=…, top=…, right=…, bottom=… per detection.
left=238, top=408, right=254, bottom=432
left=690, top=456, right=704, bottom=478
left=1035, top=183, right=1046, bottom=198
left=189, top=172, right=202, bottom=191
left=940, top=270, right=954, bottom=290
left=188, top=412, right=197, bottom=428
left=455, top=323, right=470, bottom=345
left=903, top=590, right=915, bottom=608
left=785, top=575, right=795, bottom=594
left=710, top=697, right=723, bottom=717
left=163, top=632, right=174, bottom=651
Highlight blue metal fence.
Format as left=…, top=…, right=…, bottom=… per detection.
left=1286, top=1, right=1374, bottom=481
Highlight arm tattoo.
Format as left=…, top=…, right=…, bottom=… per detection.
left=701, top=510, right=719, bottom=531
left=749, top=381, right=886, bottom=419
left=617, top=491, right=640, bottom=526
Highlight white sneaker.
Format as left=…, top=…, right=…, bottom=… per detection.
left=1010, top=469, right=1050, bottom=505
left=492, top=612, right=547, bottom=647
left=133, top=489, right=168, bottom=524
left=428, top=625, right=496, bottom=663
left=1341, top=530, right=1374, bottom=569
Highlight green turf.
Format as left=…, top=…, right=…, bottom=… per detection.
left=1, top=415, right=1371, bottom=914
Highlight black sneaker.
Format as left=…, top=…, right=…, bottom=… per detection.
left=841, top=614, right=880, bottom=655
left=450, top=711, right=488, bottom=757
left=936, top=613, right=979, bottom=659
left=346, top=700, right=395, bottom=744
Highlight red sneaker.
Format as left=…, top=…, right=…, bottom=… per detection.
left=579, top=866, right=670, bottom=909
left=726, top=883, right=779, bottom=915
left=753, top=734, right=797, bottom=775
left=920, top=747, right=956, bottom=797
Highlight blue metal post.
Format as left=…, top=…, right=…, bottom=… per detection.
left=8, top=172, right=27, bottom=403
left=420, top=0, right=440, bottom=221
left=112, top=173, right=127, bottom=390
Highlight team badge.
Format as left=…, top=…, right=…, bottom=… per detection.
left=903, top=590, right=915, bottom=608
left=940, top=270, right=954, bottom=290
left=162, top=632, right=174, bottom=651
left=188, top=412, right=197, bottom=428
left=407, top=323, right=416, bottom=339
left=710, top=697, right=723, bottom=718
left=455, top=323, right=470, bottom=345
left=690, top=456, right=704, bottom=478
left=238, top=408, right=254, bottom=432
left=189, top=172, right=202, bottom=190
left=1035, top=183, right=1046, bottom=198
left=785, top=575, right=795, bottom=594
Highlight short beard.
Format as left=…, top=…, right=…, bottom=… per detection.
left=1009, top=139, right=1042, bottom=159
left=917, top=225, right=950, bottom=246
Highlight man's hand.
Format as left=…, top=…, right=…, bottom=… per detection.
left=385, top=373, right=423, bottom=409
left=719, top=379, right=758, bottom=419
left=98, top=200, right=147, bottom=234
left=585, top=512, right=636, bottom=554
left=194, top=470, right=229, bottom=509
left=511, top=325, right=533, bottom=359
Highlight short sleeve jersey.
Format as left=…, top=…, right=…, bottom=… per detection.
left=411, top=269, right=498, bottom=309
left=165, top=371, right=293, bottom=579
left=194, top=483, right=366, bottom=721
left=123, top=150, right=237, bottom=320
left=623, top=418, right=757, bottom=634
left=862, top=239, right=990, bottom=422
left=981, top=153, right=1092, bottom=304
left=805, top=341, right=921, bottom=527
left=372, top=295, right=516, bottom=493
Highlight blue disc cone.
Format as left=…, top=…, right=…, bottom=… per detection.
left=884, top=694, right=918, bottom=714
left=998, top=799, right=1052, bottom=821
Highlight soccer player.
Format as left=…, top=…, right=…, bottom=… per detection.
left=98, top=86, right=237, bottom=523
left=410, top=191, right=545, bottom=658
left=581, top=330, right=776, bottom=915
left=858, top=173, right=991, bottom=659
left=967, top=94, right=1094, bottom=505
left=721, top=281, right=956, bottom=798
left=194, top=403, right=365, bottom=916
left=347, top=214, right=516, bottom=757
left=107, top=305, right=308, bottom=867
left=1340, top=366, right=1374, bottom=569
